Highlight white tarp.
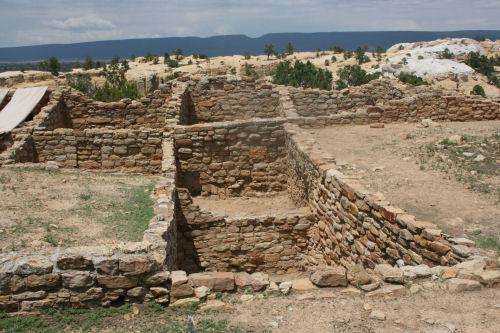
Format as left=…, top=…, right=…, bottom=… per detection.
left=0, top=89, right=9, bottom=107
left=0, top=87, right=47, bottom=135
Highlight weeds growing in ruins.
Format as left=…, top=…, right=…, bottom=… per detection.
left=416, top=133, right=499, bottom=195
left=0, top=301, right=252, bottom=333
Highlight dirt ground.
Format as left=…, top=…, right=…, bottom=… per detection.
left=3, top=286, right=499, bottom=332
left=307, top=121, right=500, bottom=241
left=0, top=167, right=157, bottom=253
left=193, top=192, right=310, bottom=218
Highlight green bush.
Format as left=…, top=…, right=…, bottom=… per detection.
left=272, top=60, right=333, bottom=90
left=471, top=84, right=486, bottom=97
left=343, top=50, right=353, bottom=60
left=439, top=48, right=455, bottom=59
left=465, top=52, right=495, bottom=76
left=67, top=59, right=140, bottom=102
left=244, top=63, right=259, bottom=79
left=335, top=65, right=380, bottom=89
left=332, top=46, right=344, bottom=53
left=398, top=73, right=429, bottom=86
left=165, top=59, right=179, bottom=68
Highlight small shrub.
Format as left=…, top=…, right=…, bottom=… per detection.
left=418, top=55, right=424, bottom=60
left=471, top=84, right=486, bottom=97
left=343, top=50, right=353, bottom=60
left=440, top=48, right=455, bottom=59
left=398, top=73, right=429, bottom=86
left=335, top=65, right=380, bottom=89
left=331, top=55, right=337, bottom=63
left=398, top=45, right=405, bottom=50
left=324, top=59, right=330, bottom=66
left=402, top=57, right=408, bottom=65
left=332, top=46, right=344, bottom=53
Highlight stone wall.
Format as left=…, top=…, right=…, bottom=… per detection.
left=285, top=123, right=471, bottom=269
left=0, top=165, right=178, bottom=313
left=32, top=128, right=163, bottom=173
left=176, top=188, right=316, bottom=274
left=286, top=79, right=500, bottom=123
left=174, top=119, right=288, bottom=197
left=288, top=80, right=404, bottom=117
left=186, top=76, right=279, bottom=123
left=62, top=86, right=173, bottom=130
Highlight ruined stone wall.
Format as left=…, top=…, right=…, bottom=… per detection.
left=187, top=76, right=280, bottom=123
left=285, top=124, right=469, bottom=269
left=32, top=128, right=163, bottom=173
left=62, top=86, right=173, bottom=130
left=174, top=119, right=288, bottom=197
left=286, top=80, right=500, bottom=122
left=288, top=80, right=404, bottom=117
left=176, top=188, right=315, bottom=274
left=0, top=167, right=178, bottom=313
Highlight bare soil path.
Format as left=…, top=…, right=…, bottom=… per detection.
left=5, top=286, right=499, bottom=332
left=193, top=192, right=310, bottom=218
left=307, top=121, right=500, bottom=241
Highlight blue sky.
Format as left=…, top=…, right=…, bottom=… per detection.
left=0, top=0, right=499, bottom=47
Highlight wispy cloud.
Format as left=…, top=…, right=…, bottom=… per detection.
left=0, top=0, right=499, bottom=47
left=49, top=15, right=115, bottom=31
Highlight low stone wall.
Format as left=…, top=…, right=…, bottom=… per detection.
left=174, top=119, right=288, bottom=197
left=186, top=76, right=279, bottom=123
left=32, top=128, right=163, bottom=173
left=0, top=165, right=178, bottom=313
left=285, top=124, right=471, bottom=268
left=288, top=80, right=404, bottom=117
left=176, top=188, right=317, bottom=274
left=285, top=80, right=500, bottom=123
left=62, top=86, right=173, bottom=130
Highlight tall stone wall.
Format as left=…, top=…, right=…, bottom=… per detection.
left=174, top=119, right=288, bottom=197
left=176, top=188, right=316, bottom=274
left=186, top=76, right=280, bottom=123
left=32, top=128, right=163, bottom=173
left=285, top=124, right=470, bottom=269
left=62, top=86, right=173, bottom=130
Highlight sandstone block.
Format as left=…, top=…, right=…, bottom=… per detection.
left=14, top=257, right=53, bottom=276
left=119, top=255, right=156, bottom=276
left=447, top=278, right=481, bottom=292
left=143, top=271, right=170, bottom=286
left=189, top=272, right=235, bottom=291
left=366, top=285, right=407, bottom=297
left=310, top=266, right=347, bottom=287
left=57, top=253, right=93, bottom=270
left=61, top=271, right=95, bottom=289
left=97, top=276, right=138, bottom=289
left=374, top=264, right=404, bottom=284
left=26, top=274, right=60, bottom=288
left=234, top=272, right=268, bottom=291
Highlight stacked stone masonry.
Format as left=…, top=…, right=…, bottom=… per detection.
left=186, top=76, right=279, bottom=123
left=174, top=119, right=288, bottom=197
left=176, top=188, right=317, bottom=274
left=0, top=75, right=498, bottom=313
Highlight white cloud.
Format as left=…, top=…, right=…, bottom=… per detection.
left=49, top=15, right=115, bottom=31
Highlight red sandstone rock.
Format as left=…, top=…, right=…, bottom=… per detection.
left=234, top=272, right=267, bottom=291
left=189, top=272, right=235, bottom=291
left=310, top=266, right=347, bottom=287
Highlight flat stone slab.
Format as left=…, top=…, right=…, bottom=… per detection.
left=189, top=272, right=235, bottom=291
left=447, top=278, right=481, bottom=292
